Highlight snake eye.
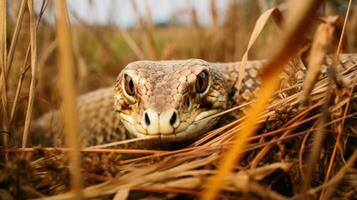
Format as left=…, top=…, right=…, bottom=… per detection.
left=196, top=70, right=209, bottom=93
left=124, top=74, right=135, bottom=96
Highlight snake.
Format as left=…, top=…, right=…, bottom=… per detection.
left=28, top=54, right=357, bottom=147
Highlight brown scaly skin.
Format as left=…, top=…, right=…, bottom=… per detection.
left=114, top=59, right=229, bottom=142
left=25, top=54, right=357, bottom=147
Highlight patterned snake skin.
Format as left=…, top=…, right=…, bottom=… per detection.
left=29, top=54, right=357, bottom=147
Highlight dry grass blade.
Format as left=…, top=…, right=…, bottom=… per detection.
left=201, top=1, right=324, bottom=199
left=291, top=150, right=357, bottom=200
left=0, top=147, right=167, bottom=154
left=319, top=1, right=354, bottom=199
left=9, top=48, right=30, bottom=125
left=302, top=2, right=348, bottom=195
left=87, top=136, right=158, bottom=149
left=56, top=0, right=83, bottom=199
left=320, top=83, right=354, bottom=199
left=130, top=0, right=157, bottom=59
left=143, top=0, right=157, bottom=59
left=336, top=0, right=353, bottom=55
left=250, top=105, right=311, bottom=168
left=301, top=7, right=350, bottom=196
left=119, top=29, right=145, bottom=60
left=237, top=8, right=282, bottom=95
left=299, top=18, right=338, bottom=107
left=9, top=0, right=46, bottom=129
left=0, top=0, right=9, bottom=149
left=113, top=188, right=130, bottom=200
left=322, top=150, right=357, bottom=199
left=22, top=0, right=38, bottom=148
left=301, top=81, right=333, bottom=194
left=6, top=0, right=26, bottom=74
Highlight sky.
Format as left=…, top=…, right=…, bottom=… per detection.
left=61, top=0, right=230, bottom=27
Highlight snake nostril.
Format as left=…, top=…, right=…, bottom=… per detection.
left=170, top=112, right=177, bottom=127
left=144, top=112, right=151, bottom=126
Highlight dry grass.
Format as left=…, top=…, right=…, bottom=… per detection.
left=22, top=0, right=37, bottom=148
left=0, top=0, right=9, bottom=153
left=1, top=0, right=357, bottom=200
left=203, top=1, right=325, bottom=199
left=56, top=0, right=82, bottom=199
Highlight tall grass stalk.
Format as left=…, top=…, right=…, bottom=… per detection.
left=56, top=0, right=83, bottom=199
left=319, top=1, right=353, bottom=198
left=22, top=0, right=38, bottom=148
left=0, top=0, right=9, bottom=150
left=10, top=0, right=46, bottom=130
left=7, top=0, right=28, bottom=128
left=6, top=0, right=26, bottom=74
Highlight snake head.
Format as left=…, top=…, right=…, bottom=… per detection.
left=114, top=59, right=228, bottom=142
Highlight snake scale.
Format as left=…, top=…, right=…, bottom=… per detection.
left=28, top=54, right=357, bottom=147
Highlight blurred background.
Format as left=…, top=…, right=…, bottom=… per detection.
left=4, top=0, right=357, bottom=128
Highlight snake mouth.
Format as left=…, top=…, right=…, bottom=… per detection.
left=118, top=110, right=221, bottom=142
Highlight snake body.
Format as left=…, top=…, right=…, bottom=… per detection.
left=30, top=54, right=357, bottom=147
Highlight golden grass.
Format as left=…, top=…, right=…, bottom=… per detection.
left=202, top=1, right=325, bottom=199
left=336, top=0, right=353, bottom=55
left=6, top=0, right=26, bottom=73
left=236, top=8, right=282, bottom=96
left=56, top=0, right=82, bottom=199
left=320, top=1, right=353, bottom=198
left=22, top=0, right=37, bottom=148
left=0, top=0, right=9, bottom=152
left=7, top=0, right=30, bottom=127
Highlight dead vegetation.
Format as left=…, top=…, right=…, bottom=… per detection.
left=1, top=0, right=357, bottom=199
